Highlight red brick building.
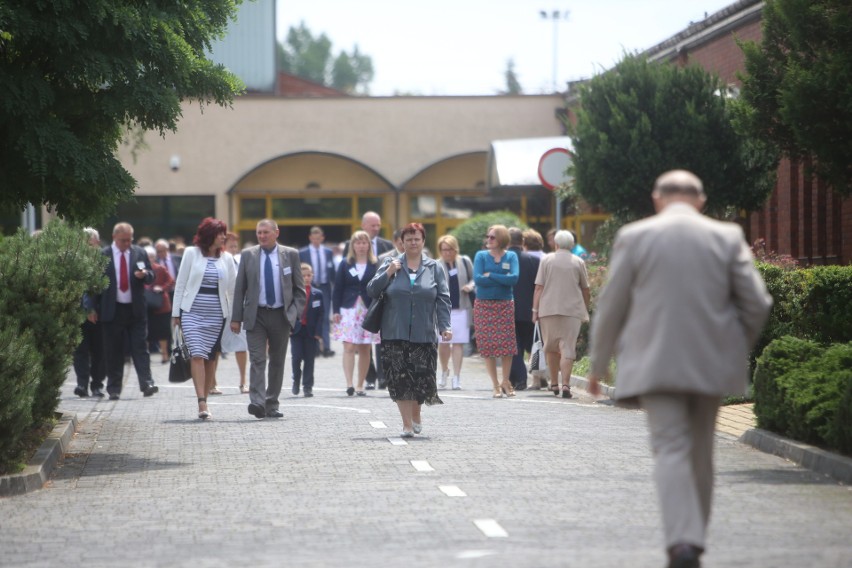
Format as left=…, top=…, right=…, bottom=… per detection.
left=644, top=0, right=851, bottom=265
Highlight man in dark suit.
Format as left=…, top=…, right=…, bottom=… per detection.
left=290, top=263, right=325, bottom=397
left=155, top=238, right=181, bottom=284
left=298, top=226, right=336, bottom=357
left=98, top=222, right=159, bottom=400
left=343, top=211, right=393, bottom=389
left=508, top=227, right=540, bottom=391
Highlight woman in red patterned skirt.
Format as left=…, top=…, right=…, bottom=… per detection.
left=472, top=224, right=519, bottom=398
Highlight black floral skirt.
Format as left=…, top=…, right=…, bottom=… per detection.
left=382, top=340, right=443, bottom=406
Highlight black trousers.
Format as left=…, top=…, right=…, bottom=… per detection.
left=73, top=320, right=105, bottom=391
left=510, top=320, right=536, bottom=387
left=102, top=304, right=154, bottom=395
left=290, top=327, right=317, bottom=390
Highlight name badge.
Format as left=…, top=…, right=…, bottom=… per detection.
left=448, top=268, right=458, bottom=276
left=283, top=266, right=292, bottom=275
left=312, top=300, right=321, bottom=308
left=349, top=267, right=358, bottom=277
left=501, top=262, right=510, bottom=270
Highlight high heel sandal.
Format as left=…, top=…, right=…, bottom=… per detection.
left=239, top=384, right=249, bottom=394
left=492, top=387, right=504, bottom=398
left=501, top=382, right=516, bottom=398
left=550, top=383, right=560, bottom=396
left=198, top=397, right=211, bottom=420
left=561, top=384, right=573, bottom=399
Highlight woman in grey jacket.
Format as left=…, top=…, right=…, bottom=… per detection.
left=367, top=223, right=452, bottom=438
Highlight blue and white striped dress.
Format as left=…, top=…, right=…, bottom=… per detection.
left=182, top=258, right=224, bottom=360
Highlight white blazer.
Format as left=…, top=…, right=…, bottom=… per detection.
left=171, top=246, right=236, bottom=319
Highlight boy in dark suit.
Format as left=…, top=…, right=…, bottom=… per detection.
left=291, top=263, right=325, bottom=397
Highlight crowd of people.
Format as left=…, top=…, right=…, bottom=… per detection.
left=69, top=170, right=773, bottom=568
left=72, top=210, right=592, bottom=429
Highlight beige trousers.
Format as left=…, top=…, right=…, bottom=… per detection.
left=640, top=393, right=722, bottom=550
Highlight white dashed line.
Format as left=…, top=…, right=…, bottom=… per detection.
left=473, top=519, right=508, bottom=538
left=439, top=485, right=467, bottom=497
left=388, top=437, right=408, bottom=446
left=370, top=421, right=387, bottom=429
left=411, top=460, right=434, bottom=472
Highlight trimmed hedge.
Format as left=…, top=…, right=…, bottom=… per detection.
left=0, top=222, right=106, bottom=436
left=0, top=322, right=42, bottom=472
left=449, top=211, right=525, bottom=260
left=754, top=336, right=852, bottom=455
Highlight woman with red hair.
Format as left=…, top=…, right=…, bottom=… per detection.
left=172, top=217, right=236, bottom=420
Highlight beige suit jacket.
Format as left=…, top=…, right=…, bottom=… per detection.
left=589, top=203, right=772, bottom=404
left=231, top=244, right=306, bottom=331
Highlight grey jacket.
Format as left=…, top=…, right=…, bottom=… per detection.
left=367, top=253, right=451, bottom=343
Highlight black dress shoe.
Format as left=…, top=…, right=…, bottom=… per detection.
left=247, top=403, right=266, bottom=419
left=292, top=383, right=300, bottom=395
left=90, top=388, right=105, bottom=398
left=377, top=380, right=387, bottom=390
left=323, top=349, right=335, bottom=357
left=143, top=385, right=159, bottom=397
left=668, top=544, right=701, bottom=568
left=365, top=382, right=376, bottom=390
left=74, top=386, right=88, bottom=398
left=266, top=409, right=283, bottom=418
left=109, top=393, right=120, bottom=401
left=304, top=390, right=313, bottom=398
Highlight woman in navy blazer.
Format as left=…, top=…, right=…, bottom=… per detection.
left=332, top=230, right=379, bottom=396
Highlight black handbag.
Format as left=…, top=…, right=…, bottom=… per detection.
left=168, top=326, right=192, bottom=383
left=144, top=288, right=164, bottom=309
left=361, top=292, right=385, bottom=333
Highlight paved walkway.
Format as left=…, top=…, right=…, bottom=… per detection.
left=1, top=343, right=851, bottom=568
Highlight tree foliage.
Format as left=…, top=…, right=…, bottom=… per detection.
left=0, top=0, right=245, bottom=225
left=503, top=59, right=523, bottom=95
left=735, top=0, right=852, bottom=196
left=571, top=54, right=778, bottom=220
left=279, top=22, right=374, bottom=94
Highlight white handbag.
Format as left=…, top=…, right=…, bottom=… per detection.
left=527, top=322, right=547, bottom=373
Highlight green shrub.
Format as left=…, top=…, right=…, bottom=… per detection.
left=0, top=323, right=42, bottom=472
left=799, top=266, right=852, bottom=344
left=0, top=222, right=106, bottom=424
left=449, top=211, right=525, bottom=259
left=754, top=336, right=852, bottom=455
left=752, top=262, right=809, bottom=370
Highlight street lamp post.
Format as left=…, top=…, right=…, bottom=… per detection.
left=539, top=9, right=570, bottom=92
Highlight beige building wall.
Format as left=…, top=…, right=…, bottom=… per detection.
left=117, top=94, right=566, bottom=227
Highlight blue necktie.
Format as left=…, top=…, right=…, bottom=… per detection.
left=264, top=251, right=275, bottom=306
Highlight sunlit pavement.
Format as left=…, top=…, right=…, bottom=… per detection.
left=1, top=340, right=850, bottom=568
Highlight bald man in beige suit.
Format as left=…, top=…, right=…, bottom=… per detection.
left=588, top=170, right=772, bottom=568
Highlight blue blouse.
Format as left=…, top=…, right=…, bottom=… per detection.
left=473, top=249, right=519, bottom=301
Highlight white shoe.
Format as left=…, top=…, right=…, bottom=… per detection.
left=400, top=430, right=414, bottom=438
left=438, top=370, right=449, bottom=388
left=451, top=376, right=460, bottom=390
left=412, top=422, right=422, bottom=434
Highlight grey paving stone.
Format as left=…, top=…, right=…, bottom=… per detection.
left=0, top=342, right=850, bottom=568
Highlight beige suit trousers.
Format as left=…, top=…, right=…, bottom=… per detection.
left=640, top=393, right=721, bottom=550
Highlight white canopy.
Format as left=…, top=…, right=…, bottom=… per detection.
left=487, top=136, right=574, bottom=189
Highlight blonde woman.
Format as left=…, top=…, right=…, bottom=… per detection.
left=332, top=230, right=379, bottom=396
left=435, top=234, right=475, bottom=390
left=473, top=224, right=519, bottom=398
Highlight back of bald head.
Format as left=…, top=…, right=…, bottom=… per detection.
left=653, top=170, right=705, bottom=199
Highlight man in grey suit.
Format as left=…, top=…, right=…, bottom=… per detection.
left=588, top=170, right=772, bottom=568
left=231, top=219, right=306, bottom=419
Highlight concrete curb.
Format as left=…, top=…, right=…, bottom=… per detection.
left=570, top=375, right=852, bottom=485
left=0, top=412, right=77, bottom=498
left=740, top=428, right=852, bottom=485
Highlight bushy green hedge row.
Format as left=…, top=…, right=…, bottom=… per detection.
left=754, top=336, right=852, bottom=456
left=753, top=263, right=852, bottom=367
left=0, top=222, right=105, bottom=472
left=449, top=210, right=525, bottom=260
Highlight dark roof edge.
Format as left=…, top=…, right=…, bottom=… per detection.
left=642, top=0, right=764, bottom=63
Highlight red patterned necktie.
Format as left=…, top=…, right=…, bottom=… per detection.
left=119, top=252, right=129, bottom=292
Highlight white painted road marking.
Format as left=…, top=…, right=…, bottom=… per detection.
left=370, top=421, right=387, bottom=429
left=411, top=460, right=435, bottom=472
left=473, top=519, right=508, bottom=538
left=388, top=437, right=408, bottom=446
left=439, top=485, right=467, bottom=497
